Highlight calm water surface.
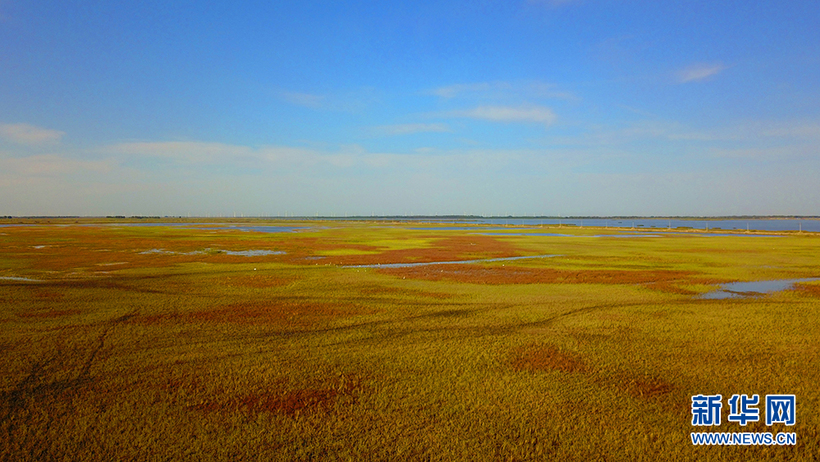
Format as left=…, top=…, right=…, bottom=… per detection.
left=343, top=254, right=560, bottom=269
left=396, top=218, right=819, bottom=232
left=701, top=278, right=820, bottom=299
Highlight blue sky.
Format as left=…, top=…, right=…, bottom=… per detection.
left=1, top=0, right=819, bottom=216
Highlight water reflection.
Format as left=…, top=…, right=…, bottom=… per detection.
left=139, top=248, right=284, bottom=256
left=701, top=278, right=820, bottom=299
left=393, top=218, right=819, bottom=233
left=343, top=254, right=560, bottom=269
left=0, top=276, right=42, bottom=282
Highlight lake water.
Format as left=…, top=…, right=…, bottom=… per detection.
left=640, top=231, right=781, bottom=237
left=473, top=232, right=575, bottom=237
left=0, top=223, right=308, bottom=233
left=192, top=225, right=305, bottom=233
left=3, top=218, right=817, bottom=232
left=222, top=250, right=285, bottom=256
left=701, top=278, right=820, bottom=299
left=398, top=218, right=819, bottom=232
left=472, top=232, right=666, bottom=238
left=140, top=248, right=284, bottom=256
left=343, top=254, right=560, bottom=269
left=0, top=276, right=42, bottom=282
left=105, top=223, right=307, bottom=233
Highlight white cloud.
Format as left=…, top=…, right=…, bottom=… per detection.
left=5, top=134, right=819, bottom=216
left=275, top=88, right=380, bottom=113
left=676, top=63, right=728, bottom=83
left=0, top=154, right=113, bottom=178
left=548, top=118, right=820, bottom=163
left=430, top=82, right=498, bottom=99
left=104, top=141, right=403, bottom=171
left=372, top=123, right=451, bottom=136
left=760, top=122, right=820, bottom=139
left=429, top=81, right=574, bottom=101
left=708, top=145, right=815, bottom=160
left=0, top=123, right=65, bottom=145
left=278, top=91, right=326, bottom=108
left=106, top=141, right=256, bottom=163
left=449, top=105, right=557, bottom=125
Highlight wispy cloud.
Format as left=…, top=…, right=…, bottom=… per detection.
left=1, top=154, right=113, bottom=177
left=707, top=145, right=816, bottom=160
left=676, top=63, right=728, bottom=83
left=428, top=81, right=575, bottom=101
left=278, top=91, right=326, bottom=108
left=448, top=105, right=557, bottom=126
left=430, top=82, right=497, bottom=99
left=275, top=88, right=381, bottom=113
left=5, top=134, right=818, bottom=216
left=760, top=122, right=820, bottom=139
left=107, top=141, right=256, bottom=163
left=371, top=123, right=451, bottom=136
left=0, top=123, right=65, bottom=145
left=104, top=141, right=388, bottom=170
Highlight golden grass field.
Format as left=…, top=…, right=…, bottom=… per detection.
left=1, top=219, right=818, bottom=460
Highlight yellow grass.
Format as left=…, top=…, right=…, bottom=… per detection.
left=1, top=219, right=818, bottom=460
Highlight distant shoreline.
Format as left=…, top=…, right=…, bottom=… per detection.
left=2, top=215, right=819, bottom=220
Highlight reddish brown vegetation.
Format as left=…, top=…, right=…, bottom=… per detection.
left=379, top=264, right=694, bottom=286
left=238, top=388, right=341, bottom=414
left=0, top=226, right=292, bottom=272
left=511, top=344, right=585, bottom=372
left=31, top=289, right=66, bottom=300
left=794, top=283, right=820, bottom=297
left=509, top=343, right=674, bottom=399
left=193, top=375, right=364, bottom=415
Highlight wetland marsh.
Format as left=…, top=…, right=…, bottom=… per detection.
left=1, top=219, right=818, bottom=460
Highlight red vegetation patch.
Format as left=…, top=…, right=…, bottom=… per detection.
left=379, top=265, right=694, bottom=285
left=0, top=225, right=293, bottom=272
left=30, top=289, right=66, bottom=300
left=239, top=388, right=340, bottom=414
left=193, top=375, right=364, bottom=415
left=794, top=283, right=820, bottom=297
left=511, top=344, right=585, bottom=372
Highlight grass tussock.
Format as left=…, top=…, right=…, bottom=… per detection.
left=511, top=343, right=585, bottom=372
